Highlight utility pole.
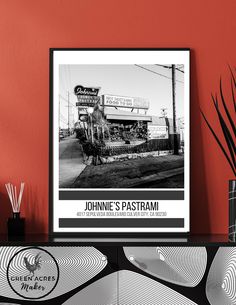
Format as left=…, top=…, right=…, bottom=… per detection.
left=77, top=105, right=80, bottom=124
left=59, top=95, right=61, bottom=128
left=59, top=95, right=61, bottom=141
left=172, top=64, right=179, bottom=155
left=68, top=91, right=70, bottom=136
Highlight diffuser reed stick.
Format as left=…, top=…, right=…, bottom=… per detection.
left=5, top=182, right=25, bottom=213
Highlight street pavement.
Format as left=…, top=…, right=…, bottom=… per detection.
left=73, top=154, right=184, bottom=188
left=59, top=135, right=86, bottom=188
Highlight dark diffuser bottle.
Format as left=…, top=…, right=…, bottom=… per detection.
left=229, top=180, right=236, bottom=242
left=7, top=212, right=25, bottom=240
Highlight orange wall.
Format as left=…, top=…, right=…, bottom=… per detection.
left=0, top=0, right=235, bottom=235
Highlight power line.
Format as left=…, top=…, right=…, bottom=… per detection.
left=175, top=67, right=184, bottom=73
left=68, top=65, right=73, bottom=91
left=155, top=64, right=172, bottom=69
left=59, top=68, right=67, bottom=94
left=60, top=119, right=67, bottom=124
left=135, top=64, right=172, bottom=80
left=59, top=94, right=77, bottom=107
left=60, top=113, right=67, bottom=121
left=155, top=64, right=184, bottom=73
left=135, top=65, right=184, bottom=83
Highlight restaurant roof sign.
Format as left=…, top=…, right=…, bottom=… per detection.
left=102, top=94, right=149, bottom=109
left=74, top=85, right=100, bottom=96
left=76, top=95, right=100, bottom=106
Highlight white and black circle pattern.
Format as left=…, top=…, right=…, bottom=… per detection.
left=206, top=247, right=236, bottom=305
left=63, top=270, right=198, bottom=305
left=0, top=246, right=107, bottom=301
left=0, top=246, right=235, bottom=304
left=123, top=247, right=207, bottom=287
left=7, top=247, right=59, bottom=300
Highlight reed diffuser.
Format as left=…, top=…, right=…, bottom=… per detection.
left=5, top=182, right=25, bottom=237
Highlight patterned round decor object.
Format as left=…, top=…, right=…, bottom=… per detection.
left=63, top=270, right=197, bottom=305
left=123, top=247, right=207, bottom=287
left=7, top=247, right=59, bottom=300
left=0, top=246, right=107, bottom=301
left=206, top=247, right=236, bottom=305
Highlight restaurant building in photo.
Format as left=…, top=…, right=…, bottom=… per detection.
left=101, top=94, right=183, bottom=144
left=75, top=90, right=183, bottom=155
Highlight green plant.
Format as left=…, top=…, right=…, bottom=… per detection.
left=75, top=128, right=87, bottom=143
left=200, top=67, right=236, bottom=176
left=82, top=140, right=105, bottom=165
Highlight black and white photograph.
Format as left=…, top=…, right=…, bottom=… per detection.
left=50, top=49, right=190, bottom=233
left=59, top=64, right=185, bottom=189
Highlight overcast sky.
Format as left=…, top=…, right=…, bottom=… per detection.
left=59, top=64, right=185, bottom=128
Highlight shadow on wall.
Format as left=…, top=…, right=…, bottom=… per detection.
left=190, top=50, right=210, bottom=234
left=0, top=184, right=47, bottom=234
left=23, top=184, right=47, bottom=234
left=0, top=191, right=12, bottom=234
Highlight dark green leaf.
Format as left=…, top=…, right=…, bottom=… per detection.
left=212, top=95, right=235, bottom=169
left=228, top=65, right=236, bottom=88
left=231, top=78, right=236, bottom=112
left=220, top=78, right=236, bottom=137
left=200, top=109, right=236, bottom=176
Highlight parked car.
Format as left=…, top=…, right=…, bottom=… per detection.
left=59, top=130, right=64, bottom=140
left=59, top=129, right=70, bottom=140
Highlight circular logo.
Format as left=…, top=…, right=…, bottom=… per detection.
left=7, top=247, right=59, bottom=300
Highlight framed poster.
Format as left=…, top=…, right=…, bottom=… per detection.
left=50, top=48, right=190, bottom=234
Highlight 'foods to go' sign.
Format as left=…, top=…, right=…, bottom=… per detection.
left=103, top=95, right=149, bottom=109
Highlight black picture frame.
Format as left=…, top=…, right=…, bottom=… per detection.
left=49, top=48, right=190, bottom=236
